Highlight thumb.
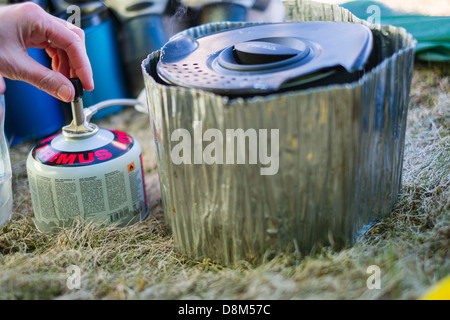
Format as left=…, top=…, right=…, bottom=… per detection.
left=15, top=53, right=75, bottom=102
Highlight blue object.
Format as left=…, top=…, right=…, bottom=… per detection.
left=4, top=48, right=65, bottom=146
left=80, top=5, right=129, bottom=119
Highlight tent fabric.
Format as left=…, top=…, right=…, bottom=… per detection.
left=341, top=1, right=450, bottom=62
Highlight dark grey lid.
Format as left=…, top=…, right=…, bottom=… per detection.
left=157, top=22, right=373, bottom=94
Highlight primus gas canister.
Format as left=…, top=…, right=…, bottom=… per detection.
left=26, top=79, right=149, bottom=232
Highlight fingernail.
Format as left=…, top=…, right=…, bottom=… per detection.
left=57, top=84, right=72, bottom=101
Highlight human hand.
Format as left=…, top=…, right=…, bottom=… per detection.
left=0, top=2, right=94, bottom=102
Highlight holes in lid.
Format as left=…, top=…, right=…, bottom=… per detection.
left=162, top=62, right=254, bottom=87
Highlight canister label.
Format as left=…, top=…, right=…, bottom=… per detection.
left=31, top=130, right=134, bottom=167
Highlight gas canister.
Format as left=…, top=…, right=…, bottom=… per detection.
left=26, top=79, right=149, bottom=232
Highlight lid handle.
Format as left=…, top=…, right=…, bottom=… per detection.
left=233, top=41, right=299, bottom=65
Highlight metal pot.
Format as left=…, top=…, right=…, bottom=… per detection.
left=142, top=1, right=416, bottom=265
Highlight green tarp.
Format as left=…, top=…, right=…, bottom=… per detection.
left=341, top=0, right=450, bottom=62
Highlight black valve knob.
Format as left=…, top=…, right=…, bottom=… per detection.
left=70, top=78, right=84, bottom=99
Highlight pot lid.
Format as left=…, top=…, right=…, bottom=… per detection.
left=157, top=22, right=373, bottom=94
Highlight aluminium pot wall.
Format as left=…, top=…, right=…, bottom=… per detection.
left=141, top=0, right=416, bottom=265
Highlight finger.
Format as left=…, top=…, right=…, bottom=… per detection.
left=53, top=17, right=85, bottom=43
left=45, top=23, right=85, bottom=81
left=11, top=2, right=93, bottom=91
left=45, top=46, right=57, bottom=60
left=56, top=48, right=70, bottom=78
left=47, top=47, right=60, bottom=72
left=69, top=61, right=77, bottom=79
left=34, top=16, right=94, bottom=91
left=14, top=52, right=75, bottom=102
left=46, top=28, right=94, bottom=91
left=0, top=75, right=5, bottom=95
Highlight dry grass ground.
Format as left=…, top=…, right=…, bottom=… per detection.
left=1, top=59, right=448, bottom=300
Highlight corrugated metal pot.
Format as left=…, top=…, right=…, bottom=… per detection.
left=141, top=0, right=416, bottom=265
